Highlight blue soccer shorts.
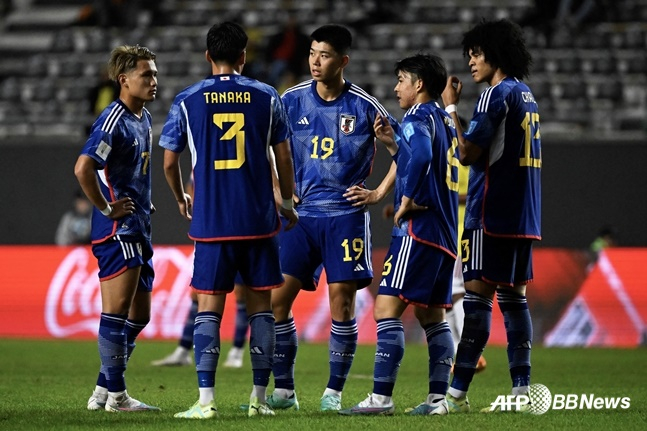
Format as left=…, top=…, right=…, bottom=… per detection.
left=279, top=212, right=373, bottom=291
left=461, top=228, right=534, bottom=286
left=379, top=235, right=453, bottom=308
left=92, top=235, right=154, bottom=291
left=191, top=237, right=284, bottom=294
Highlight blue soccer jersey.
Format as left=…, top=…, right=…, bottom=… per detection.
left=159, top=74, right=290, bottom=241
left=80, top=99, right=153, bottom=243
left=282, top=80, right=398, bottom=216
left=391, top=102, right=459, bottom=258
left=463, top=77, right=541, bottom=239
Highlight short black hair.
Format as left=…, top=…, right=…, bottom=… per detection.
left=206, top=21, right=248, bottom=65
left=310, top=24, right=352, bottom=56
left=462, top=18, right=532, bottom=80
left=394, top=53, right=447, bottom=100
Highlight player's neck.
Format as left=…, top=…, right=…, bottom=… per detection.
left=316, top=77, right=345, bottom=101
left=416, top=93, right=432, bottom=105
left=119, top=96, right=144, bottom=118
left=488, top=69, right=507, bottom=87
left=211, top=62, right=241, bottom=76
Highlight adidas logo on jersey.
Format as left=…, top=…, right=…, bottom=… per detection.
left=379, top=279, right=387, bottom=287
left=297, top=117, right=309, bottom=125
left=354, top=263, right=365, bottom=272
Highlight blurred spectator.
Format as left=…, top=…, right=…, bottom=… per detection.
left=588, top=224, right=617, bottom=268
left=86, top=66, right=119, bottom=135
left=0, top=0, right=13, bottom=17
left=264, top=14, right=309, bottom=89
left=55, top=190, right=92, bottom=246
left=520, top=0, right=606, bottom=46
left=77, top=1, right=167, bottom=27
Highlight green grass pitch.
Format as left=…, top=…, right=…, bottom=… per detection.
left=0, top=339, right=644, bottom=430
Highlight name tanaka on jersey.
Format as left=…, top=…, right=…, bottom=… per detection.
left=203, top=91, right=251, bottom=104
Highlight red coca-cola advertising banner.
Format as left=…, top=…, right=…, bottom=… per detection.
left=0, top=246, right=644, bottom=346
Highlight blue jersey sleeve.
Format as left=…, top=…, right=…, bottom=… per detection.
left=402, top=112, right=433, bottom=200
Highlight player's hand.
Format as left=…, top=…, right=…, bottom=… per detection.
left=177, top=192, right=192, bottom=220
left=394, top=196, right=427, bottom=227
left=344, top=185, right=381, bottom=206
left=442, top=76, right=462, bottom=107
left=373, top=114, right=397, bottom=155
left=280, top=207, right=299, bottom=231
left=108, top=197, right=135, bottom=219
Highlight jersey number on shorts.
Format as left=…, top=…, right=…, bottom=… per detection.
left=382, top=254, right=393, bottom=276
left=461, top=239, right=470, bottom=263
left=341, top=238, right=364, bottom=262
left=213, top=113, right=245, bottom=170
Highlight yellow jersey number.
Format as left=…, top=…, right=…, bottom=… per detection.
left=141, top=151, right=150, bottom=175
left=446, top=137, right=460, bottom=192
left=310, top=136, right=334, bottom=159
left=382, top=254, right=393, bottom=276
left=341, top=238, right=364, bottom=262
left=213, top=113, right=245, bottom=170
left=520, top=112, right=541, bottom=168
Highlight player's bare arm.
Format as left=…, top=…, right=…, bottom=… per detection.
left=162, top=149, right=192, bottom=220
left=74, top=155, right=134, bottom=219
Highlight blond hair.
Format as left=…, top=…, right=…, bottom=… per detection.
left=107, top=45, right=157, bottom=81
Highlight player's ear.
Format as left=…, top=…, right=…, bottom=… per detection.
left=415, top=77, right=424, bottom=93
left=118, top=73, right=128, bottom=87
left=340, top=54, right=349, bottom=69
left=205, top=50, right=212, bottom=64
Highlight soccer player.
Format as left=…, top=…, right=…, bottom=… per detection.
left=159, top=21, right=298, bottom=419
left=267, top=23, right=399, bottom=412
left=339, top=53, right=459, bottom=416
left=75, top=45, right=159, bottom=412
left=441, top=19, right=541, bottom=413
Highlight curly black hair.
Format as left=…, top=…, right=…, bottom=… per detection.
left=462, top=19, right=532, bottom=80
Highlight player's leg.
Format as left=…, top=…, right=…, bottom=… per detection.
left=89, top=238, right=158, bottom=412
left=447, top=229, right=495, bottom=412
left=408, top=307, right=453, bottom=415
left=338, top=294, right=404, bottom=416
left=174, top=291, right=225, bottom=419
left=406, top=250, right=454, bottom=416
left=322, top=212, right=372, bottom=411
left=323, top=280, right=359, bottom=410
left=241, top=238, right=283, bottom=416
left=245, top=287, right=276, bottom=416
left=266, top=218, right=317, bottom=410
left=491, top=239, right=533, bottom=401
left=448, top=256, right=486, bottom=373
left=175, top=241, right=233, bottom=419
left=224, top=282, right=248, bottom=368
left=152, top=290, right=196, bottom=366
left=267, top=275, right=302, bottom=409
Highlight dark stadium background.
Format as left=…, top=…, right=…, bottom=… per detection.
left=1, top=0, right=645, bottom=248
